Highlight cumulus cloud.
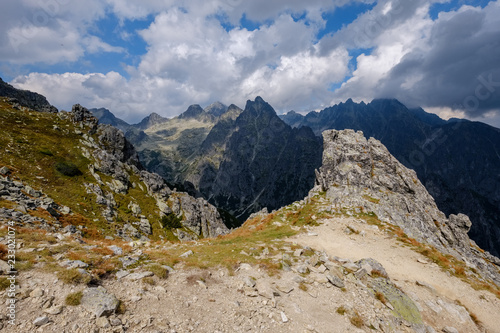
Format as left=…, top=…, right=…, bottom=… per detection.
left=3, top=0, right=500, bottom=127
left=329, top=0, right=500, bottom=122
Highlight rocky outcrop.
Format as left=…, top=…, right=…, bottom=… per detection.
left=167, top=193, right=229, bottom=238
left=282, top=98, right=500, bottom=258
left=312, top=129, right=500, bottom=285
left=0, top=77, right=58, bottom=113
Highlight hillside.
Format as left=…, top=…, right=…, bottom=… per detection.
left=0, top=98, right=229, bottom=244
left=1, top=121, right=500, bottom=332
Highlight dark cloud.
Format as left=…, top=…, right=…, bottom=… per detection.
left=376, top=4, right=500, bottom=118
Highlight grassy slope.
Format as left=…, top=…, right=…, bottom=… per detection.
left=0, top=98, right=182, bottom=241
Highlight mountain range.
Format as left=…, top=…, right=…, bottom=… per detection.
left=90, top=97, right=500, bottom=258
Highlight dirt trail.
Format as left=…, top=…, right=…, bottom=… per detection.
left=290, top=217, right=500, bottom=333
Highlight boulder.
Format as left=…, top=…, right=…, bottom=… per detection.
left=81, top=286, right=119, bottom=317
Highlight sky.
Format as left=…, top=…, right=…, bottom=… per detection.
left=1, top=0, right=499, bottom=127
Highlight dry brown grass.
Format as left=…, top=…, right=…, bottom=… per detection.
left=57, top=268, right=92, bottom=285
left=0, top=244, right=7, bottom=260
left=336, top=306, right=347, bottom=316
left=375, top=291, right=387, bottom=304
left=349, top=311, right=364, bottom=328
left=65, top=291, right=83, bottom=306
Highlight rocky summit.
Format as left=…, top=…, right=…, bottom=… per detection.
left=1, top=85, right=500, bottom=333
left=312, top=129, right=500, bottom=286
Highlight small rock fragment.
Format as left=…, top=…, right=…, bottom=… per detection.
left=33, top=316, right=49, bottom=326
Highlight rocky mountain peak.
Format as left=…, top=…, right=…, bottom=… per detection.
left=313, top=129, right=500, bottom=285
left=134, top=112, right=168, bottom=130
left=242, top=96, right=277, bottom=119
left=178, top=104, right=205, bottom=119
left=204, top=101, right=228, bottom=117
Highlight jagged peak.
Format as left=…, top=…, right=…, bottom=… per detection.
left=134, top=112, right=168, bottom=129
left=178, top=104, right=205, bottom=119
left=243, top=96, right=277, bottom=117
left=204, top=101, right=228, bottom=117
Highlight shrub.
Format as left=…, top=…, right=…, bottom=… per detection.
left=142, top=277, right=156, bottom=285
left=57, top=268, right=91, bottom=285
left=148, top=264, right=169, bottom=279
left=161, top=213, right=183, bottom=229
left=55, top=161, right=82, bottom=177
left=65, top=291, right=83, bottom=306
left=350, top=311, right=364, bottom=328
left=336, top=306, right=347, bottom=315
left=0, top=277, right=11, bottom=291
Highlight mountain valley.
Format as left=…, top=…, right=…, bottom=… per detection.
left=0, top=80, right=499, bottom=332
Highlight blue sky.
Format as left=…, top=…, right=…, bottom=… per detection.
left=0, top=0, right=499, bottom=127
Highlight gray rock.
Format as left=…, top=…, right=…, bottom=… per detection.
left=60, top=206, right=71, bottom=214
left=313, top=129, right=500, bottom=286
left=294, top=264, right=308, bottom=274
left=326, top=274, right=345, bottom=288
left=33, top=316, right=49, bottom=326
left=115, top=270, right=130, bottom=279
left=0, top=259, right=12, bottom=274
left=30, top=287, right=44, bottom=298
left=60, top=260, right=88, bottom=269
left=0, top=166, right=10, bottom=175
left=442, top=327, right=459, bottom=333
left=243, top=276, right=256, bottom=288
left=342, top=262, right=359, bottom=272
left=166, top=194, right=229, bottom=238
left=180, top=250, right=194, bottom=258
left=355, top=258, right=389, bottom=278
left=126, top=271, right=154, bottom=281
left=119, top=256, right=137, bottom=268
left=110, top=318, right=122, bottom=326
left=108, top=245, right=123, bottom=256
left=137, top=218, right=152, bottom=235
left=128, top=202, right=142, bottom=215
left=44, top=306, right=63, bottom=315
left=96, top=316, right=110, bottom=328
left=81, top=286, right=119, bottom=317
left=293, top=249, right=304, bottom=257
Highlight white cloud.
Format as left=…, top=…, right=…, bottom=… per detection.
left=83, top=36, right=126, bottom=54
left=3, top=0, right=500, bottom=128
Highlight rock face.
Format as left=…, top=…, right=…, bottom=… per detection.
left=205, top=97, right=323, bottom=219
left=281, top=98, right=500, bottom=257
left=313, top=129, right=500, bottom=285
left=0, top=77, right=58, bottom=113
